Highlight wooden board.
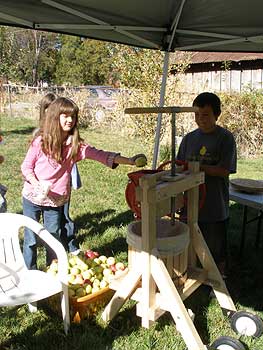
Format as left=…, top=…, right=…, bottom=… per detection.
left=230, top=178, right=263, bottom=194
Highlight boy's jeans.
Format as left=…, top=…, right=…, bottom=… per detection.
left=22, top=197, right=62, bottom=269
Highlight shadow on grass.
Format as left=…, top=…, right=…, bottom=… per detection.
left=76, top=209, right=133, bottom=237
left=4, top=126, right=35, bottom=136
left=94, top=236, right=128, bottom=257
left=74, top=208, right=134, bottom=256
left=226, top=202, right=263, bottom=312
left=0, top=302, right=141, bottom=350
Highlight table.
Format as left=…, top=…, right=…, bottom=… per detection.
left=229, top=185, right=263, bottom=255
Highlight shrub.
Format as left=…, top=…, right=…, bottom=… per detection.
left=219, top=90, right=263, bottom=158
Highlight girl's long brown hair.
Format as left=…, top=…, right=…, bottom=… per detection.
left=41, top=97, right=81, bottom=163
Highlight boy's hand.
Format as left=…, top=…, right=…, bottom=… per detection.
left=0, top=155, right=4, bottom=164
left=131, top=154, right=147, bottom=167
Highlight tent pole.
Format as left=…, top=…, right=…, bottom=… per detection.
left=152, top=51, right=170, bottom=169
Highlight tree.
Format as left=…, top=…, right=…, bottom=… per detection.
left=0, top=26, right=59, bottom=85
left=55, top=36, right=116, bottom=86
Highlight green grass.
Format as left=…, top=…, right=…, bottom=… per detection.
left=0, top=115, right=263, bottom=350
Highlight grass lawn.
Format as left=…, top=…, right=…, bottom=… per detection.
left=0, top=115, right=263, bottom=350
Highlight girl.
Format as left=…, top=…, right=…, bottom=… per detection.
left=37, top=93, right=82, bottom=254
left=21, top=97, right=146, bottom=269
left=0, top=134, right=7, bottom=213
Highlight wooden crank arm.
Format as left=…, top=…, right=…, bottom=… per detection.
left=124, top=106, right=198, bottom=114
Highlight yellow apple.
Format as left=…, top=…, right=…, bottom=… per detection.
left=85, top=284, right=92, bottom=294
left=82, top=270, right=92, bottom=280
left=115, top=262, right=125, bottom=271
left=106, top=257, right=116, bottom=266
left=135, top=156, right=147, bottom=167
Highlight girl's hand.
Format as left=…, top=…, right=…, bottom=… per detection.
left=34, top=181, right=51, bottom=201
left=0, top=155, right=4, bottom=164
left=130, top=154, right=147, bottom=167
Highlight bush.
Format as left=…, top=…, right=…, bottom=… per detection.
left=219, top=90, right=263, bottom=158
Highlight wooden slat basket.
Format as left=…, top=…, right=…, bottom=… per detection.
left=45, top=286, right=114, bottom=323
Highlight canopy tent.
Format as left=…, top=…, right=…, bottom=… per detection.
left=1, top=0, right=263, bottom=166
left=2, top=0, right=263, bottom=52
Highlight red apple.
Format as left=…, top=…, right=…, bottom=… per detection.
left=110, top=264, right=117, bottom=272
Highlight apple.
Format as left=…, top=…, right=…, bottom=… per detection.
left=75, top=287, right=86, bottom=298
left=82, top=270, right=92, bottom=280
left=100, top=280, right=108, bottom=289
left=93, top=257, right=102, bottom=265
left=83, top=279, right=92, bottom=285
left=106, top=257, right=116, bottom=266
left=93, top=278, right=101, bottom=287
left=85, top=250, right=95, bottom=259
left=110, top=264, right=117, bottom=272
left=68, top=288, right=76, bottom=297
left=88, top=268, right=95, bottom=276
left=69, top=257, right=77, bottom=266
left=135, top=156, right=147, bottom=167
left=92, top=286, right=100, bottom=293
left=94, top=265, right=103, bottom=274
left=71, top=283, right=82, bottom=290
left=67, top=274, right=76, bottom=284
left=70, top=266, right=81, bottom=275
left=95, top=272, right=103, bottom=281
left=85, top=284, right=92, bottom=294
left=99, top=255, right=107, bottom=263
left=115, top=262, right=125, bottom=271
left=75, top=257, right=88, bottom=270
left=93, top=251, right=99, bottom=258
left=103, top=268, right=113, bottom=277
left=74, top=274, right=84, bottom=285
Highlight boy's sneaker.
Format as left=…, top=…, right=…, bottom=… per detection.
left=71, top=249, right=81, bottom=256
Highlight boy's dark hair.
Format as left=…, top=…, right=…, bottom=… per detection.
left=192, top=92, right=221, bottom=118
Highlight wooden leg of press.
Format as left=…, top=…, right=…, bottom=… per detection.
left=101, top=269, right=141, bottom=322
left=193, top=224, right=236, bottom=312
left=151, top=250, right=208, bottom=350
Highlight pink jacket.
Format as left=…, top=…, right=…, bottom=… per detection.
left=21, top=136, right=119, bottom=207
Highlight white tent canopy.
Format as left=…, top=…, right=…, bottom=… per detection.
left=1, top=0, right=263, bottom=53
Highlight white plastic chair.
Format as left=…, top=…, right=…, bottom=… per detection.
left=0, top=213, right=70, bottom=334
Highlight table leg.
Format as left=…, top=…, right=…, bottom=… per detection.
left=255, top=210, right=263, bottom=248
left=240, top=205, right=248, bottom=256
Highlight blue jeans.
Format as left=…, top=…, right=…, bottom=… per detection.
left=23, top=197, right=62, bottom=269
left=60, top=198, right=79, bottom=253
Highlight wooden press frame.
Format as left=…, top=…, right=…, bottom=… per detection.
left=102, top=106, right=237, bottom=350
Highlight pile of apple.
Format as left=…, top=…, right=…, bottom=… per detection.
left=47, top=249, right=127, bottom=298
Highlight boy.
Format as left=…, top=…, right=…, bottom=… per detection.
left=177, top=92, right=237, bottom=276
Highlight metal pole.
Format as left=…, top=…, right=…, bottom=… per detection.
left=171, top=111, right=177, bottom=224
left=8, top=84, right=13, bottom=118
left=171, top=111, right=176, bottom=177
left=152, top=51, right=170, bottom=169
